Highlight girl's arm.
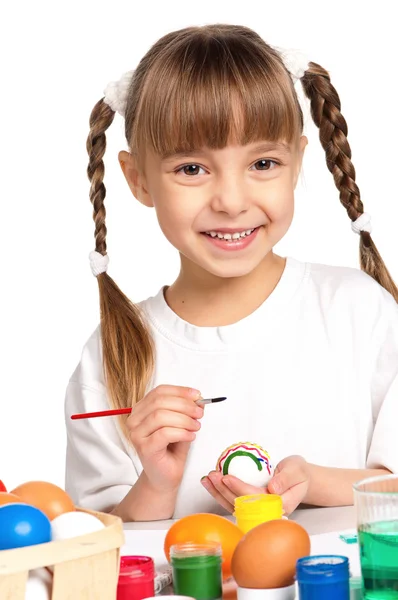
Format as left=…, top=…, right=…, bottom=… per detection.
left=110, top=471, right=178, bottom=521
left=305, top=464, right=392, bottom=507
left=266, top=455, right=393, bottom=514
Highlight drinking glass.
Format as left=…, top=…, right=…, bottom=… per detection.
left=353, top=473, right=398, bottom=599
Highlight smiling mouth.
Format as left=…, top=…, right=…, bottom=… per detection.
left=202, top=227, right=258, bottom=241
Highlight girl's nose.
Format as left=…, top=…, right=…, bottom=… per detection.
left=210, top=176, right=249, bottom=218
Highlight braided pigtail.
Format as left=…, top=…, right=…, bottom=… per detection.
left=300, top=62, right=398, bottom=302
left=86, top=98, right=154, bottom=440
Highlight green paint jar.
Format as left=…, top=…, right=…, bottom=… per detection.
left=170, top=542, right=222, bottom=600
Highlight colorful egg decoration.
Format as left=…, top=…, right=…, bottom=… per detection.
left=216, top=442, right=274, bottom=487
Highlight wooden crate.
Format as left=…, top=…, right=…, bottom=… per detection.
left=0, top=507, right=125, bottom=599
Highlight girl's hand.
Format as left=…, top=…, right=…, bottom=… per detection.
left=127, top=384, right=204, bottom=493
left=201, top=471, right=264, bottom=513
left=267, top=455, right=310, bottom=514
left=201, top=455, right=310, bottom=515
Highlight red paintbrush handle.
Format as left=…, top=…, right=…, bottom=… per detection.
left=71, top=407, right=132, bottom=420
left=71, top=396, right=226, bottom=420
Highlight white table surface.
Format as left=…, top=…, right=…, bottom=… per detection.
left=122, top=506, right=359, bottom=597
left=123, top=505, right=357, bottom=535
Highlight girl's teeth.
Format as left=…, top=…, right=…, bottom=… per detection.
left=206, top=228, right=255, bottom=240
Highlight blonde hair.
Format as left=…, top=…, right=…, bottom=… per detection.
left=85, top=24, right=398, bottom=438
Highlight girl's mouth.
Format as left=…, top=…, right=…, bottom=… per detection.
left=200, top=227, right=260, bottom=251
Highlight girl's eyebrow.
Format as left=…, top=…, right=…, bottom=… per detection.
left=161, top=141, right=291, bottom=162
left=250, top=142, right=292, bottom=155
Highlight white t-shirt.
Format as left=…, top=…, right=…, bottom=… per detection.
left=64, top=257, right=398, bottom=518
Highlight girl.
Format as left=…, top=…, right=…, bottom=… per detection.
left=64, top=23, right=398, bottom=522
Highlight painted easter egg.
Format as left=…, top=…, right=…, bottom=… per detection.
left=51, top=511, right=105, bottom=541
left=11, top=481, right=75, bottom=521
left=0, top=492, right=21, bottom=505
left=26, top=568, right=53, bottom=600
left=216, top=442, right=274, bottom=487
left=0, top=503, right=51, bottom=550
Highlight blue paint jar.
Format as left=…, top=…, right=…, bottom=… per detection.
left=296, top=555, right=350, bottom=600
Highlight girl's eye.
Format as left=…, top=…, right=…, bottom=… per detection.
left=175, top=159, right=279, bottom=176
left=252, top=159, right=279, bottom=171
left=176, top=164, right=205, bottom=176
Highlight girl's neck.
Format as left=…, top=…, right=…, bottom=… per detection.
left=164, top=252, right=286, bottom=327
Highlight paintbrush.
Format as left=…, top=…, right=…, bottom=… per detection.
left=70, top=396, right=227, bottom=420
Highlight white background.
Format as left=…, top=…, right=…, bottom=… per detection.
left=1, top=1, right=397, bottom=492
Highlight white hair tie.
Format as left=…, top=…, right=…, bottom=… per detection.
left=103, top=69, right=135, bottom=117
left=89, top=250, right=109, bottom=276
left=273, top=47, right=310, bottom=83
left=351, top=212, right=372, bottom=235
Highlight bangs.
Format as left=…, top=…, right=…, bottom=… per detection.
left=129, top=30, right=303, bottom=159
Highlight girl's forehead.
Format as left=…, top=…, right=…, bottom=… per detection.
left=159, top=139, right=294, bottom=161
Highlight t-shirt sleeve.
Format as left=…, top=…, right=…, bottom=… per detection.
left=367, top=288, right=398, bottom=473
left=64, top=329, right=139, bottom=512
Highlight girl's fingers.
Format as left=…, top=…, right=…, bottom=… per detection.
left=137, top=385, right=201, bottom=413
left=279, top=478, right=309, bottom=515
left=142, top=427, right=197, bottom=455
left=132, top=409, right=201, bottom=441
left=130, top=393, right=204, bottom=427
left=206, top=471, right=238, bottom=507
left=201, top=476, right=234, bottom=513
left=221, top=474, right=264, bottom=497
left=268, top=466, right=306, bottom=496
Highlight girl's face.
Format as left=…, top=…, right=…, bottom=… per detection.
left=119, top=136, right=307, bottom=279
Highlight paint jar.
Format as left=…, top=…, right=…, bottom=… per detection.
left=234, top=494, right=283, bottom=533
left=117, top=555, right=155, bottom=600
left=170, top=542, right=223, bottom=600
left=296, top=555, right=350, bottom=600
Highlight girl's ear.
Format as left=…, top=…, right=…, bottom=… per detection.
left=293, top=135, right=308, bottom=188
left=118, top=151, right=154, bottom=207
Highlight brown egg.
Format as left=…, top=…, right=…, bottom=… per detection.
left=231, top=519, right=310, bottom=589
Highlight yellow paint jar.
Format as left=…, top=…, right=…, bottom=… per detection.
left=234, top=493, right=283, bottom=533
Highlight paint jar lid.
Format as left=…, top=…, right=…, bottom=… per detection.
left=118, top=555, right=154, bottom=578
left=234, top=494, right=283, bottom=519
left=170, top=542, right=222, bottom=559
left=296, top=555, right=349, bottom=584
left=117, top=555, right=155, bottom=600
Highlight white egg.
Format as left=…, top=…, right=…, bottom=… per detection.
left=51, top=511, right=105, bottom=541
left=227, top=455, right=274, bottom=487
left=216, top=442, right=274, bottom=487
left=25, top=568, right=52, bottom=600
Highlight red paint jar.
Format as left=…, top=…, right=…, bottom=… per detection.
left=117, top=555, right=155, bottom=600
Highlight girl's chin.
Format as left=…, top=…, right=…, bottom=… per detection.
left=195, top=260, right=261, bottom=280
